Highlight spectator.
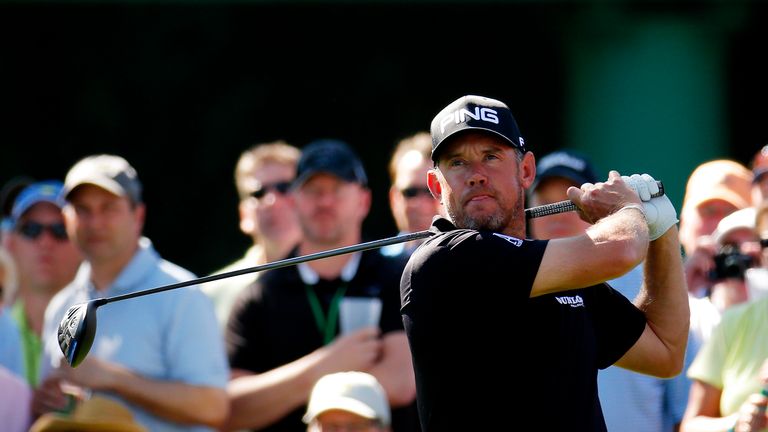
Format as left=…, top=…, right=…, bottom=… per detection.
left=530, top=149, right=688, bottom=431
left=4, top=180, right=82, bottom=386
left=751, top=145, right=768, bottom=205
left=707, top=207, right=760, bottom=312
left=1, top=244, right=24, bottom=380
left=202, top=141, right=302, bottom=329
left=0, top=365, right=30, bottom=432
left=0, top=245, right=31, bottom=432
left=0, top=175, right=34, bottom=244
left=381, top=132, right=442, bottom=258
left=674, top=205, right=761, bottom=432
left=679, top=160, right=752, bottom=297
left=303, top=371, right=391, bottom=432
left=36, top=154, right=229, bottom=431
left=528, top=149, right=598, bottom=239
left=681, top=298, right=768, bottom=431
left=225, top=140, right=417, bottom=431
left=755, top=202, right=768, bottom=271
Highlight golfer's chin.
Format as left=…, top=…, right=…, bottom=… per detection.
left=464, top=200, right=499, bottom=218
left=462, top=207, right=504, bottom=231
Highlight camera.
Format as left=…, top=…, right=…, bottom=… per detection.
left=709, top=245, right=755, bottom=281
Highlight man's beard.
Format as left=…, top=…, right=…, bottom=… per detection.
left=447, top=188, right=523, bottom=232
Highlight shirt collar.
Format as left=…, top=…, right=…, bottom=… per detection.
left=432, top=216, right=457, bottom=233
left=297, top=252, right=361, bottom=285
left=74, top=237, right=160, bottom=297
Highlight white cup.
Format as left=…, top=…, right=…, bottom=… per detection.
left=339, top=297, right=382, bottom=334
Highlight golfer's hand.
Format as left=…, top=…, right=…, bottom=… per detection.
left=568, top=171, right=641, bottom=224
left=622, top=173, right=678, bottom=240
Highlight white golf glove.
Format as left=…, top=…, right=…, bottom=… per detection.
left=622, top=173, right=678, bottom=241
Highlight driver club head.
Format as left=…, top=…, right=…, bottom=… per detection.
left=57, top=301, right=101, bottom=367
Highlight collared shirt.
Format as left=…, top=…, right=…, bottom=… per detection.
left=10, top=300, right=42, bottom=386
left=0, top=365, right=30, bottom=432
left=40, top=237, right=229, bottom=432
left=380, top=231, right=423, bottom=259
left=227, top=247, right=415, bottom=432
left=201, top=244, right=266, bottom=330
left=0, top=309, right=23, bottom=379
left=402, top=217, right=645, bottom=431
left=688, top=296, right=768, bottom=416
left=598, top=265, right=689, bottom=431
left=297, top=252, right=361, bottom=285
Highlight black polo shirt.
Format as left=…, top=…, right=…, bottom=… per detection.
left=227, top=247, right=418, bottom=432
left=401, top=217, right=646, bottom=431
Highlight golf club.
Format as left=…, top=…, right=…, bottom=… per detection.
left=58, top=180, right=665, bottom=367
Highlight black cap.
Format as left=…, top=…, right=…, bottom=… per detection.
left=753, top=166, right=768, bottom=184
left=531, top=150, right=598, bottom=192
left=294, top=139, right=368, bottom=187
left=430, top=95, right=525, bottom=162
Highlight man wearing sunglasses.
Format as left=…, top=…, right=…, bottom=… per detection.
left=202, top=141, right=302, bottom=329
left=382, top=132, right=443, bottom=258
left=225, top=140, right=418, bottom=432
left=5, top=180, right=81, bottom=387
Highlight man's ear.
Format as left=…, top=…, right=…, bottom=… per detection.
left=519, top=152, right=537, bottom=189
left=427, top=169, right=442, bottom=203
left=238, top=200, right=256, bottom=235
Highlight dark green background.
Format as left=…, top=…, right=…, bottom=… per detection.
left=1, top=1, right=765, bottom=276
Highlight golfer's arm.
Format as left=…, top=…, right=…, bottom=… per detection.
left=108, top=371, right=228, bottom=428
left=615, top=226, right=689, bottom=378
left=532, top=207, right=648, bottom=297
left=367, top=331, right=416, bottom=407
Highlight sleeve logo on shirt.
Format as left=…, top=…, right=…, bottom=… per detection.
left=492, top=232, right=523, bottom=247
left=555, top=295, right=585, bottom=308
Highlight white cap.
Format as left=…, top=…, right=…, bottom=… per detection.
left=303, top=371, right=390, bottom=426
left=63, top=155, right=142, bottom=203
left=712, top=207, right=757, bottom=245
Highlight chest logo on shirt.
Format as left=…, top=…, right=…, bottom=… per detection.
left=554, top=295, right=585, bottom=308
left=492, top=233, right=523, bottom=247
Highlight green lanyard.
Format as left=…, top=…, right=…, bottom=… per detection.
left=305, top=283, right=348, bottom=345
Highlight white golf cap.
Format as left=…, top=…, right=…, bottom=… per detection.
left=303, top=371, right=391, bottom=426
left=63, top=154, right=142, bottom=203
left=712, top=207, right=757, bottom=245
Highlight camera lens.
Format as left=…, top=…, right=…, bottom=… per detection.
left=709, top=245, right=755, bottom=281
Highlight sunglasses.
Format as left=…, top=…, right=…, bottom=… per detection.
left=17, top=221, right=68, bottom=241
left=400, top=186, right=432, bottom=199
left=250, top=181, right=292, bottom=200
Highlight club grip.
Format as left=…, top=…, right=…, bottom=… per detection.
left=526, top=180, right=664, bottom=220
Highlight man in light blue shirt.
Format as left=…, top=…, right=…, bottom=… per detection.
left=597, top=266, right=688, bottom=431
left=36, top=154, right=229, bottom=432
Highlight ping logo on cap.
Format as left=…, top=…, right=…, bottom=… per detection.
left=438, top=106, right=500, bottom=134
